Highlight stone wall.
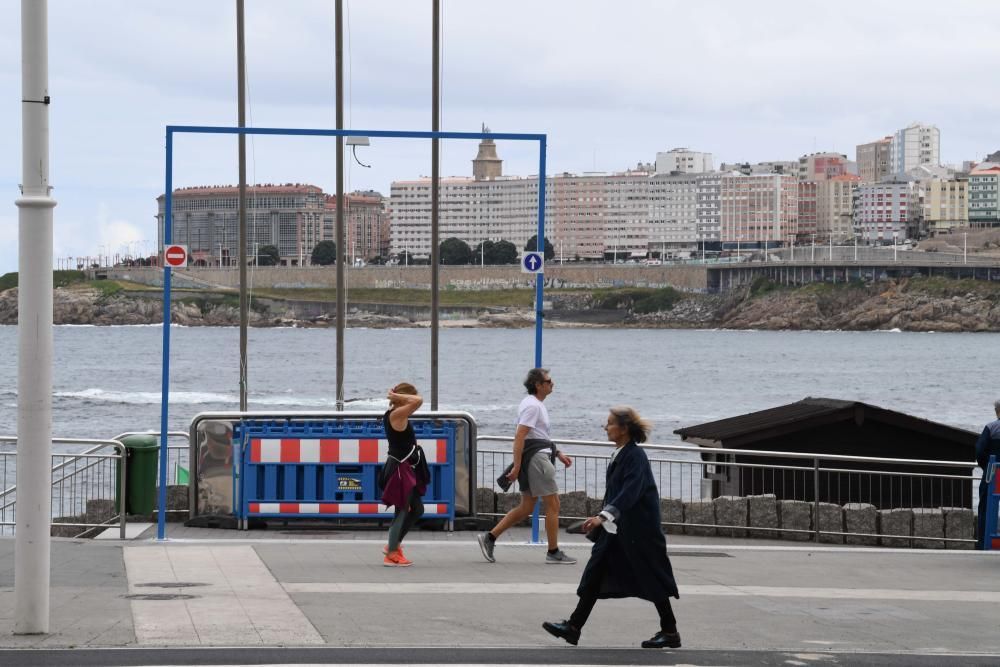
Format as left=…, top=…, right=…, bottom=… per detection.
left=106, top=264, right=710, bottom=292
left=50, top=480, right=980, bottom=546
left=474, top=488, right=977, bottom=548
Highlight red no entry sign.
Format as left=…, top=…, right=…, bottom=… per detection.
left=164, top=244, right=188, bottom=268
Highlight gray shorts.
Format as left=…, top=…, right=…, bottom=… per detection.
left=523, top=453, right=559, bottom=498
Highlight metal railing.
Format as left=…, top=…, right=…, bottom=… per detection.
left=0, top=437, right=126, bottom=539
left=0, top=431, right=190, bottom=538
left=477, top=435, right=980, bottom=545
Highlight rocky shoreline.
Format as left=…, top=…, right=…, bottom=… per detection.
left=1, top=276, right=999, bottom=331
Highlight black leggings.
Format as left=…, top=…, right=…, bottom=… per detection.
left=569, top=557, right=677, bottom=634
left=388, top=488, right=424, bottom=552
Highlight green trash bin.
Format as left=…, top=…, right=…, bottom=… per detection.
left=117, top=434, right=159, bottom=515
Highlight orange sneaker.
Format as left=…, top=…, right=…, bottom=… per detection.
left=383, top=550, right=413, bottom=567
left=382, top=545, right=406, bottom=559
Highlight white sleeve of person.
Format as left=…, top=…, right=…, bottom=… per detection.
left=598, top=505, right=619, bottom=535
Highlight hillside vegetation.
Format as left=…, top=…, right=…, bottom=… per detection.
left=0, top=272, right=998, bottom=331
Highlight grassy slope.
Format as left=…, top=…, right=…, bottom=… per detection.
left=254, top=286, right=540, bottom=307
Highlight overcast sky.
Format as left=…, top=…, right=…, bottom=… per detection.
left=2, top=0, right=999, bottom=274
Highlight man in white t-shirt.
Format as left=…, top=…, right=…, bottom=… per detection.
left=478, top=368, right=577, bottom=564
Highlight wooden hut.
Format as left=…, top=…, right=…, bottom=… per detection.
left=673, top=398, right=977, bottom=509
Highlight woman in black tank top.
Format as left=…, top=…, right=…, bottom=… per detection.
left=380, top=382, right=427, bottom=567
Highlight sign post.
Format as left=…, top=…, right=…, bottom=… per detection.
left=520, top=250, right=546, bottom=543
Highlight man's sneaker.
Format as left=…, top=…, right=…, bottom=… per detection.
left=476, top=532, right=496, bottom=563
left=383, top=550, right=412, bottom=567
left=545, top=549, right=577, bottom=564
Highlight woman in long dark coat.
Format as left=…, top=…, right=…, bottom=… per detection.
left=543, top=406, right=681, bottom=649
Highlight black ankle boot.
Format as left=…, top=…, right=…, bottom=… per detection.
left=641, top=630, right=681, bottom=648
left=542, top=620, right=581, bottom=646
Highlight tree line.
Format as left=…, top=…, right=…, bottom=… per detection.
left=243, top=236, right=557, bottom=266
left=417, top=235, right=555, bottom=265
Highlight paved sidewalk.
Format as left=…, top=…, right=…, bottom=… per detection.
left=0, top=526, right=998, bottom=660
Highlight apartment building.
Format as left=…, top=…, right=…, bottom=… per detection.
left=695, top=172, right=722, bottom=247
left=157, top=184, right=326, bottom=266
left=719, top=161, right=798, bottom=176
left=856, top=137, right=892, bottom=183
left=798, top=152, right=851, bottom=181
left=853, top=180, right=918, bottom=243
left=797, top=181, right=818, bottom=239
left=547, top=174, right=612, bottom=260
left=968, top=163, right=1000, bottom=228
left=796, top=153, right=855, bottom=241
left=648, top=173, right=700, bottom=257
left=655, top=148, right=713, bottom=175
left=889, top=123, right=940, bottom=176
left=156, top=184, right=386, bottom=266
left=322, top=194, right=389, bottom=261
left=391, top=176, right=532, bottom=259
left=720, top=173, right=799, bottom=245
left=603, top=171, right=653, bottom=259
left=390, top=173, right=616, bottom=261
left=916, top=176, right=967, bottom=236
left=816, top=174, right=860, bottom=242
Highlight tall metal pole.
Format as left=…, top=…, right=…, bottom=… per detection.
left=528, top=136, right=547, bottom=544
left=15, top=0, right=55, bottom=634
left=535, top=137, right=546, bottom=368
left=237, top=0, right=248, bottom=411
left=157, top=131, right=174, bottom=542
left=430, top=0, right=440, bottom=409
left=335, top=0, right=346, bottom=410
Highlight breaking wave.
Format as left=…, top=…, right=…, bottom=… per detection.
left=50, top=388, right=517, bottom=414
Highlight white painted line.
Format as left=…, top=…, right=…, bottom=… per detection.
left=154, top=537, right=1000, bottom=556
left=124, top=545, right=324, bottom=646
left=282, top=581, right=1000, bottom=602
left=95, top=522, right=153, bottom=540
left=157, top=537, right=595, bottom=548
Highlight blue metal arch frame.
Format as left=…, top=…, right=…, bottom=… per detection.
left=159, top=125, right=547, bottom=540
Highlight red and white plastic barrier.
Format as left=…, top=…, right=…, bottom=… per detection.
left=249, top=438, right=449, bottom=464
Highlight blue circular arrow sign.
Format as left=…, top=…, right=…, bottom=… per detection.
left=521, top=251, right=544, bottom=274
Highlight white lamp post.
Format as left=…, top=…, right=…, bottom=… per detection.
left=15, top=0, right=55, bottom=634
